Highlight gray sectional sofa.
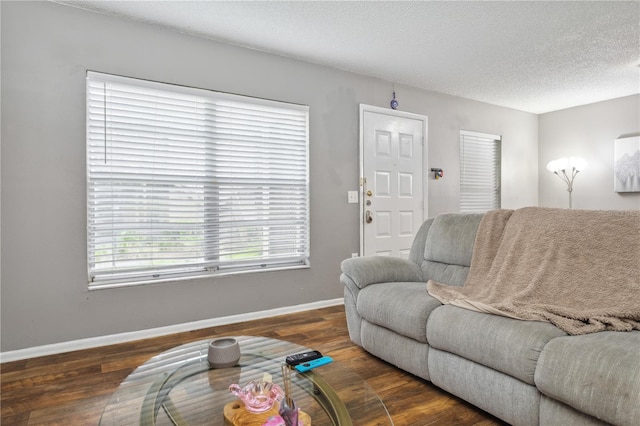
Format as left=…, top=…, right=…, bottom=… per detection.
left=340, top=210, right=640, bottom=426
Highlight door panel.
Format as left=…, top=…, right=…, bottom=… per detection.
left=361, top=107, right=426, bottom=258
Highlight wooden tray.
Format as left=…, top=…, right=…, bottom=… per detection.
left=223, top=400, right=311, bottom=426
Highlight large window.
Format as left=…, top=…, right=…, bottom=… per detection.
left=86, top=72, right=309, bottom=288
left=459, top=130, right=501, bottom=213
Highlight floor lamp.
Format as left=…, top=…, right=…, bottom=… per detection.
left=546, top=157, right=588, bottom=208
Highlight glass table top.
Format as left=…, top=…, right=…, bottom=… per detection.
left=100, top=336, right=393, bottom=426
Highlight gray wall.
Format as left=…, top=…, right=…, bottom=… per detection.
left=1, top=1, right=538, bottom=352
left=539, top=95, right=640, bottom=210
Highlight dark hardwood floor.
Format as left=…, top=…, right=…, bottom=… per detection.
left=1, top=305, right=505, bottom=425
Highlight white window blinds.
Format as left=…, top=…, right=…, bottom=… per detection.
left=86, top=72, right=309, bottom=288
left=459, top=130, right=501, bottom=213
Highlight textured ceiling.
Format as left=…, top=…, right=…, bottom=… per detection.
left=53, top=1, right=640, bottom=114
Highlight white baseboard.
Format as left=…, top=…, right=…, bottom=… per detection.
left=0, top=298, right=344, bottom=363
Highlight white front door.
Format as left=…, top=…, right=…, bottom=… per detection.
left=360, top=105, right=427, bottom=258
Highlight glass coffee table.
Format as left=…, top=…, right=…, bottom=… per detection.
left=100, top=336, right=393, bottom=425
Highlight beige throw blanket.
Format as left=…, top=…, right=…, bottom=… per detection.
left=427, top=207, right=640, bottom=335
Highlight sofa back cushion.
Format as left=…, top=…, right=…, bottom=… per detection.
left=416, top=213, right=483, bottom=286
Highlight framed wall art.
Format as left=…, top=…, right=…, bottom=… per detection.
left=614, top=136, right=640, bottom=192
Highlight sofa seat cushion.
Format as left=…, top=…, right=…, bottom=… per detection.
left=427, top=305, right=566, bottom=385
left=535, top=331, right=640, bottom=426
left=356, top=282, right=441, bottom=343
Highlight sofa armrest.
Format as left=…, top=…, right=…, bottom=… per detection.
left=340, top=256, right=423, bottom=290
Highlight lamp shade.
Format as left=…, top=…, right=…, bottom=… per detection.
left=546, top=157, right=587, bottom=173
left=569, top=156, right=588, bottom=171
left=546, top=158, right=568, bottom=173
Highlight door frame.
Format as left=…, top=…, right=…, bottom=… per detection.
left=358, top=104, right=429, bottom=256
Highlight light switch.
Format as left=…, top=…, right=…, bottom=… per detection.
left=347, top=191, right=359, bottom=204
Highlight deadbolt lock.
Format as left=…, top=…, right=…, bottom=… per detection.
left=365, top=210, right=373, bottom=223
left=366, top=190, right=373, bottom=196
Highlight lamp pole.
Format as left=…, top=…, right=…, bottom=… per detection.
left=553, top=168, right=580, bottom=208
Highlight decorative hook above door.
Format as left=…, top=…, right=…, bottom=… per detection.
left=390, top=91, right=399, bottom=110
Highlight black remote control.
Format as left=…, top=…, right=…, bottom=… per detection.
left=285, top=350, right=323, bottom=366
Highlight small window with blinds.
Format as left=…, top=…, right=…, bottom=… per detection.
left=459, top=130, right=501, bottom=213
left=86, top=71, right=309, bottom=288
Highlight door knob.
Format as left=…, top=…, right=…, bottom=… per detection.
left=365, top=210, right=373, bottom=223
